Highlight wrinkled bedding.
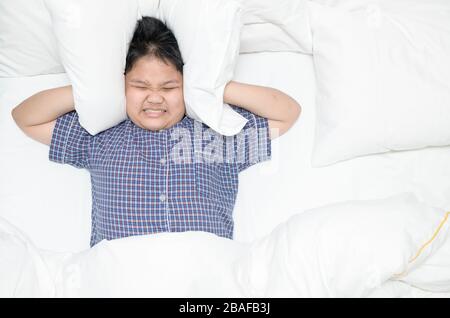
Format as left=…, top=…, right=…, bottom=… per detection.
left=2, top=192, right=449, bottom=298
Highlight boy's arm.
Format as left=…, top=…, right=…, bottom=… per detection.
left=11, top=85, right=75, bottom=146
left=223, top=81, right=301, bottom=139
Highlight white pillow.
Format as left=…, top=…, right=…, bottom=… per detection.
left=157, top=0, right=248, bottom=136
left=309, top=1, right=450, bottom=166
left=234, top=192, right=449, bottom=297
left=44, top=0, right=140, bottom=135
left=238, top=0, right=312, bottom=54
left=0, top=0, right=64, bottom=77
left=136, top=0, right=159, bottom=16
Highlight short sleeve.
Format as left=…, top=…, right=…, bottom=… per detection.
left=49, top=111, right=94, bottom=170
left=228, top=105, right=272, bottom=173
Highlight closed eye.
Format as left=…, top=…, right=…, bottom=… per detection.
left=132, top=86, right=178, bottom=91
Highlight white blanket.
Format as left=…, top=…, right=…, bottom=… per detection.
left=1, top=192, right=449, bottom=298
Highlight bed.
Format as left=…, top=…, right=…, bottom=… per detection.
left=1, top=0, right=450, bottom=298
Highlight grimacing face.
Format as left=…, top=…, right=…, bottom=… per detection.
left=125, top=55, right=185, bottom=131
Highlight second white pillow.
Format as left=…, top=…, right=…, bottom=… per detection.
left=157, top=0, right=248, bottom=136
left=309, top=1, right=450, bottom=167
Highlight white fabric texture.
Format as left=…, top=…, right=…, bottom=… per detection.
left=51, top=232, right=249, bottom=297
left=314, top=0, right=450, bottom=10
left=238, top=0, right=312, bottom=54
left=0, top=0, right=64, bottom=77
left=0, top=218, right=55, bottom=297
left=367, top=280, right=450, bottom=298
left=309, top=0, right=450, bottom=166
left=234, top=192, right=449, bottom=297
left=136, top=0, right=159, bottom=16
left=400, top=211, right=450, bottom=292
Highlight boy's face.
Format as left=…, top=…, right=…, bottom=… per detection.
left=125, top=55, right=185, bottom=131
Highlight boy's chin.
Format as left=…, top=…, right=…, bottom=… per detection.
left=128, top=112, right=184, bottom=131
left=141, top=122, right=166, bottom=131
left=135, top=118, right=174, bottom=132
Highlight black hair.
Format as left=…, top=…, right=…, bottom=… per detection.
left=124, top=16, right=184, bottom=75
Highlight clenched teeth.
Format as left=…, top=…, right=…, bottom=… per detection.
left=144, top=109, right=166, bottom=113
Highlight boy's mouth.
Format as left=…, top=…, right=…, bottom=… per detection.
left=142, top=108, right=167, bottom=118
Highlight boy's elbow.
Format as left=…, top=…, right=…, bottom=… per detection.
left=288, top=100, right=301, bottom=126
left=11, top=106, right=19, bottom=125
left=11, top=104, right=27, bottom=129
left=294, top=102, right=302, bottom=121
left=277, top=102, right=301, bottom=138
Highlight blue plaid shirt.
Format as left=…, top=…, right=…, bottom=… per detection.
left=49, top=106, right=271, bottom=247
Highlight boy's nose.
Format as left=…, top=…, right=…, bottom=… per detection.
left=145, top=93, right=164, bottom=104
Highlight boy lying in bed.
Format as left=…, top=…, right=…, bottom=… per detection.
left=11, top=17, right=301, bottom=248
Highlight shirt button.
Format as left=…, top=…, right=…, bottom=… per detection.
left=160, top=158, right=166, bottom=165
left=159, top=194, right=166, bottom=202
